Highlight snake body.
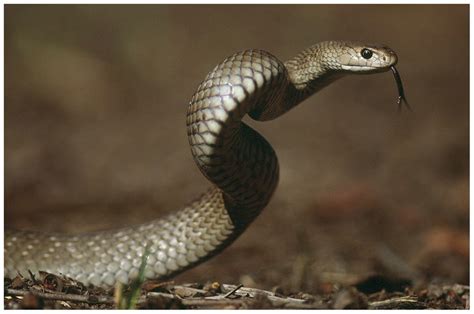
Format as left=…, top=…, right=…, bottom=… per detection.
left=5, top=41, right=401, bottom=288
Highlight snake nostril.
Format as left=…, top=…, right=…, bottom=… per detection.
left=383, top=56, right=387, bottom=61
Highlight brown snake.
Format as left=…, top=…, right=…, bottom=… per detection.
left=5, top=41, right=408, bottom=288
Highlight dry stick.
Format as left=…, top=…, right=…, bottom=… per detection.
left=146, top=284, right=321, bottom=309
left=145, top=291, right=322, bottom=309
left=368, top=296, right=427, bottom=309
left=5, top=288, right=115, bottom=305
left=180, top=298, right=247, bottom=308
left=172, top=285, right=207, bottom=295
left=145, top=292, right=178, bottom=300
left=223, top=284, right=243, bottom=298
left=221, top=284, right=308, bottom=303
left=27, top=270, right=37, bottom=282
left=221, top=284, right=327, bottom=308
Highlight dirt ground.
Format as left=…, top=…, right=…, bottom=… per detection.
left=5, top=4, right=469, bottom=309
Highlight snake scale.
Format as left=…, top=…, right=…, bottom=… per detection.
left=5, top=41, right=408, bottom=288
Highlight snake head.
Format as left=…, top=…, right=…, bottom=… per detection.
left=331, top=41, right=410, bottom=110
left=286, top=41, right=409, bottom=109
left=331, top=41, right=398, bottom=74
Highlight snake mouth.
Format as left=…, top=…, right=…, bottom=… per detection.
left=390, top=66, right=411, bottom=111
left=341, top=62, right=396, bottom=73
left=341, top=65, right=389, bottom=72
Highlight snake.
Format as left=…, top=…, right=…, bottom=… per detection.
left=4, top=41, right=408, bottom=288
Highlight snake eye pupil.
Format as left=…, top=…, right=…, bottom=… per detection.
left=361, top=48, right=373, bottom=59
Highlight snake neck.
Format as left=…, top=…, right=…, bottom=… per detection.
left=186, top=44, right=348, bottom=228
left=252, top=42, right=349, bottom=121
left=286, top=41, right=361, bottom=101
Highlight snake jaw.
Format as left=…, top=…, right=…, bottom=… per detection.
left=340, top=64, right=390, bottom=72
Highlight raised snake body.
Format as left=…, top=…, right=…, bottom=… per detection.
left=5, top=41, right=405, bottom=288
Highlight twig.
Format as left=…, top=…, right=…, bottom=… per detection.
left=5, top=288, right=114, bottom=305
left=223, top=284, right=243, bottom=298
left=172, top=285, right=207, bottom=295
left=144, top=284, right=323, bottom=309
left=144, top=290, right=323, bottom=309
left=221, top=284, right=308, bottom=303
left=182, top=298, right=246, bottom=307
left=27, top=270, right=36, bottom=282
left=146, top=292, right=179, bottom=300
left=368, top=296, right=427, bottom=309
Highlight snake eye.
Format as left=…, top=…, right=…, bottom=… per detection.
left=361, top=48, right=373, bottom=59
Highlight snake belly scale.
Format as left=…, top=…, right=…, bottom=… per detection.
left=5, top=41, right=402, bottom=288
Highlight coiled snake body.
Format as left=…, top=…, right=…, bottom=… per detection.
left=5, top=41, right=407, bottom=287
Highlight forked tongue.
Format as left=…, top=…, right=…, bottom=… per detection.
left=390, top=66, right=411, bottom=112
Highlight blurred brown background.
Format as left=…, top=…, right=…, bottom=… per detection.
left=5, top=5, right=469, bottom=291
